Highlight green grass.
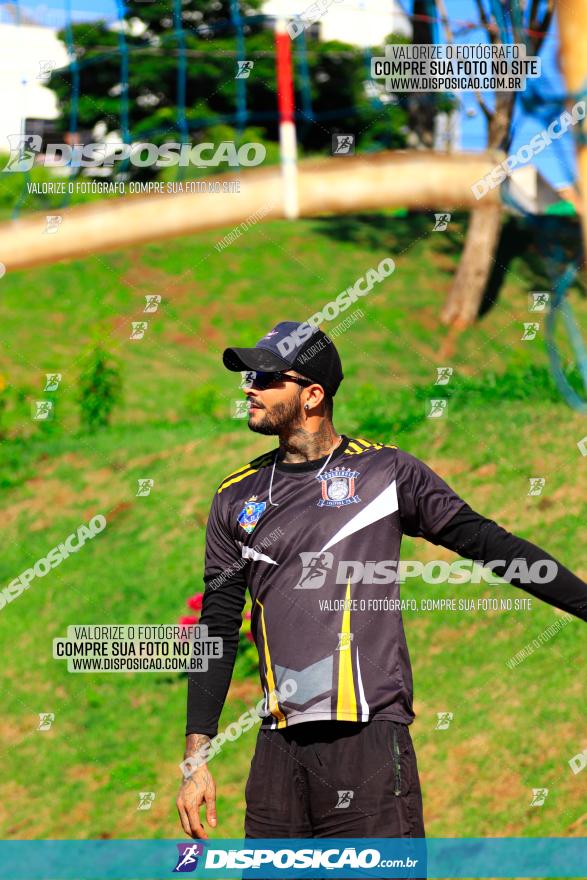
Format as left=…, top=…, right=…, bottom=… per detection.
left=0, top=210, right=586, bottom=846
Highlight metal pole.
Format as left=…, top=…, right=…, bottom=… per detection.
left=275, top=17, right=299, bottom=219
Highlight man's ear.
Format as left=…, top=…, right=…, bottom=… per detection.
left=303, top=383, right=325, bottom=412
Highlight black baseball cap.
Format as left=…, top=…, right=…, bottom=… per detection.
left=223, top=321, right=344, bottom=396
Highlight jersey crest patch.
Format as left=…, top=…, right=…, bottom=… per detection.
left=238, top=497, right=267, bottom=533
left=316, top=467, right=361, bottom=508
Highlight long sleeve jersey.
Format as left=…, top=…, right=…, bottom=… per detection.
left=186, top=436, right=586, bottom=737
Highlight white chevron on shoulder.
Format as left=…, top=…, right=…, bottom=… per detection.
left=321, top=481, right=399, bottom=552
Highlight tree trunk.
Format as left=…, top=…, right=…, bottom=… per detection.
left=441, top=92, right=516, bottom=327
left=440, top=202, right=502, bottom=326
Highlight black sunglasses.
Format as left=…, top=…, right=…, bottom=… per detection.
left=243, top=370, right=313, bottom=390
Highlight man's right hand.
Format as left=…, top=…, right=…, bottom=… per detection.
left=177, top=734, right=217, bottom=839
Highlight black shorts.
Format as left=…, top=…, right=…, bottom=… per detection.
left=244, top=719, right=426, bottom=878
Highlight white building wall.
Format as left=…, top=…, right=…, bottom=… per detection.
left=262, top=0, right=411, bottom=47
left=0, top=20, right=69, bottom=152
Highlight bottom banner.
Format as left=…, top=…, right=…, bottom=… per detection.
left=0, top=838, right=584, bottom=879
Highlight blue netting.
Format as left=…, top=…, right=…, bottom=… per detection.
left=172, top=0, right=189, bottom=179
left=501, top=182, right=587, bottom=413
left=295, top=24, right=314, bottom=125
left=229, top=0, right=248, bottom=136
left=114, top=0, right=130, bottom=144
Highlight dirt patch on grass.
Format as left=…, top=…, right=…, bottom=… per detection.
left=0, top=478, right=79, bottom=531
left=227, top=679, right=263, bottom=703
left=108, top=260, right=207, bottom=340
left=408, top=337, right=446, bottom=366
left=166, top=302, right=225, bottom=350
left=423, top=730, right=527, bottom=832
left=103, top=500, right=134, bottom=525
left=108, top=314, right=134, bottom=338
left=0, top=781, right=28, bottom=833
left=65, top=764, right=111, bottom=792
left=169, top=332, right=208, bottom=349
left=34, top=476, right=129, bottom=531
left=0, top=716, right=36, bottom=744
left=413, top=305, right=446, bottom=333
left=568, top=811, right=587, bottom=833
left=493, top=497, right=585, bottom=538
left=122, top=260, right=196, bottom=304
left=1, top=454, right=135, bottom=533
left=41, top=452, right=92, bottom=477
left=125, top=439, right=200, bottom=471
left=179, top=494, right=209, bottom=526
left=0, top=433, right=277, bottom=542
left=474, top=462, right=497, bottom=479
left=169, top=297, right=257, bottom=353
left=425, top=457, right=471, bottom=480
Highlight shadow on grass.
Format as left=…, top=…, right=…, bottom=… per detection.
left=311, top=211, right=585, bottom=323
left=479, top=215, right=585, bottom=319
left=310, top=211, right=457, bottom=255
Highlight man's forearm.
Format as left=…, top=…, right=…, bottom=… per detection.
left=435, top=504, right=587, bottom=621
left=185, top=733, right=212, bottom=759
left=181, top=733, right=212, bottom=777
left=186, top=573, right=247, bottom=737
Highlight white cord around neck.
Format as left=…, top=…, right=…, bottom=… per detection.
left=268, top=436, right=343, bottom=508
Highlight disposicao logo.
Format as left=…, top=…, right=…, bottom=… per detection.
left=173, top=842, right=205, bottom=872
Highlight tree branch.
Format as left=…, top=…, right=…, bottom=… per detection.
left=474, top=91, right=493, bottom=120
left=435, top=0, right=454, bottom=43
left=474, top=0, right=497, bottom=44
left=529, top=0, right=541, bottom=28
left=528, top=0, right=554, bottom=55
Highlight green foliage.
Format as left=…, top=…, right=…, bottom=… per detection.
left=183, top=383, right=226, bottom=421
left=0, top=438, right=37, bottom=489
left=0, top=381, right=37, bottom=440
left=0, top=156, right=129, bottom=218
left=350, top=360, right=580, bottom=440
left=155, top=124, right=281, bottom=181
left=233, top=639, right=260, bottom=679
left=48, top=13, right=409, bottom=166
left=77, top=346, right=123, bottom=433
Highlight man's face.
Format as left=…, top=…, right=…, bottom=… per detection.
left=243, top=372, right=305, bottom=436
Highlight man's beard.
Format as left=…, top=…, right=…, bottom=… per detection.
left=248, top=393, right=302, bottom=436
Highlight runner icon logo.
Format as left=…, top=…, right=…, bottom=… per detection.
left=173, top=843, right=205, bottom=873
left=294, top=553, right=398, bottom=588
left=295, top=551, right=334, bottom=588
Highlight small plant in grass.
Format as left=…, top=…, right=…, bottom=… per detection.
left=0, top=374, right=6, bottom=439
left=77, top=346, right=123, bottom=433
left=183, top=384, right=226, bottom=421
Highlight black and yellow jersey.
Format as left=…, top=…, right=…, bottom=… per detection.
left=186, top=435, right=467, bottom=735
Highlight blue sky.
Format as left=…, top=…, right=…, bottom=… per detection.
left=19, top=0, right=577, bottom=188
left=444, top=0, right=575, bottom=188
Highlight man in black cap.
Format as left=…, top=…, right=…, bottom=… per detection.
left=177, top=320, right=587, bottom=852
left=223, top=320, right=344, bottom=445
